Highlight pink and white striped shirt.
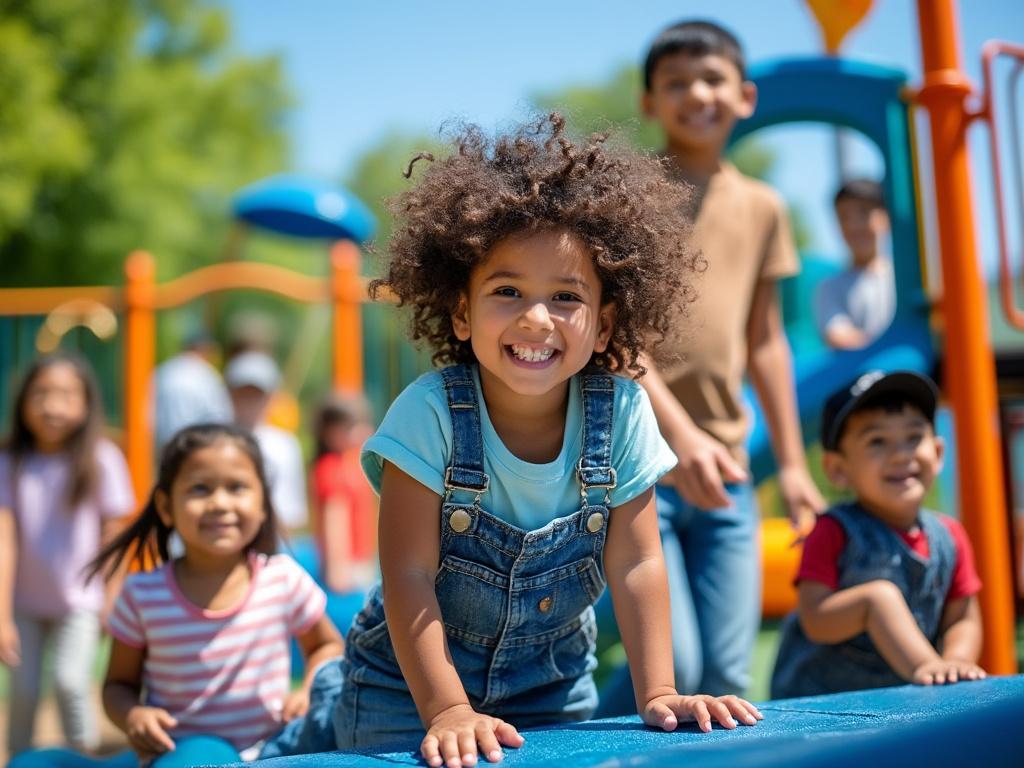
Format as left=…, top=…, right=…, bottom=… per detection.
left=107, top=553, right=326, bottom=750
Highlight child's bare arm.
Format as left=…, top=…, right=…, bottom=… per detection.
left=798, top=579, right=943, bottom=680
left=745, top=280, right=825, bottom=528
left=927, top=595, right=986, bottom=682
left=283, top=614, right=346, bottom=720
left=104, top=638, right=177, bottom=758
left=379, top=461, right=521, bottom=767
left=0, top=506, right=20, bottom=667
left=606, top=488, right=760, bottom=732
left=636, top=355, right=747, bottom=511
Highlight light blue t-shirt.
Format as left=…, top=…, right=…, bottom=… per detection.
left=361, top=366, right=677, bottom=531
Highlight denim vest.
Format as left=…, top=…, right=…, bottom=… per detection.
left=770, top=502, right=956, bottom=699
left=335, top=365, right=616, bottom=748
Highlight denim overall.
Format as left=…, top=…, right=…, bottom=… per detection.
left=770, top=502, right=955, bottom=699
left=331, top=364, right=617, bottom=748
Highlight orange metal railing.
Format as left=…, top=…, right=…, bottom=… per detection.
left=0, top=248, right=369, bottom=503
left=915, top=0, right=1017, bottom=674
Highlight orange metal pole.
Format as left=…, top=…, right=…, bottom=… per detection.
left=331, top=241, right=364, bottom=393
left=123, top=251, right=155, bottom=505
left=916, top=0, right=1017, bottom=673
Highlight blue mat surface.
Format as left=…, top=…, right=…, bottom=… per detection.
left=243, top=675, right=1024, bottom=767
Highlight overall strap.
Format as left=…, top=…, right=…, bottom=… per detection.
left=440, top=365, right=489, bottom=504
left=578, top=371, right=616, bottom=507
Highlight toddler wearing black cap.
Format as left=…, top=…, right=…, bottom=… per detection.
left=771, top=370, right=986, bottom=698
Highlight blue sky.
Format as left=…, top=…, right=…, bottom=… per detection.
left=221, top=0, right=1023, bottom=274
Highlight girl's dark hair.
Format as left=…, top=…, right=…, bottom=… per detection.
left=87, top=423, right=279, bottom=581
left=312, top=392, right=371, bottom=460
left=373, top=113, right=702, bottom=377
left=6, top=353, right=104, bottom=510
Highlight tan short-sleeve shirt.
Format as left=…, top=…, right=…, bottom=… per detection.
left=660, top=163, right=799, bottom=468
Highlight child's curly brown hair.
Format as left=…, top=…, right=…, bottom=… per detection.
left=371, top=113, right=703, bottom=376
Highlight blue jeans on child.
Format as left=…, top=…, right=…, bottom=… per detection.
left=7, top=735, right=242, bottom=768
left=597, top=482, right=760, bottom=715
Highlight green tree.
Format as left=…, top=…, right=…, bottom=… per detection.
left=0, top=0, right=291, bottom=286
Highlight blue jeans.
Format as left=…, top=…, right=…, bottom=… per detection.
left=7, top=735, right=241, bottom=768
left=597, top=483, right=760, bottom=715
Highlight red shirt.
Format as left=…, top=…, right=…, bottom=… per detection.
left=797, top=513, right=982, bottom=603
left=312, top=451, right=376, bottom=562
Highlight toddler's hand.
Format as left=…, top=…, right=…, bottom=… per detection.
left=643, top=693, right=763, bottom=733
left=912, top=658, right=987, bottom=685
left=282, top=689, right=310, bottom=721
left=0, top=620, right=21, bottom=667
left=422, top=703, right=524, bottom=768
left=125, top=705, right=177, bottom=756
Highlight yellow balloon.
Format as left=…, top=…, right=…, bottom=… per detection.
left=805, top=0, right=874, bottom=53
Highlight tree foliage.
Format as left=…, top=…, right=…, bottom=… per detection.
left=0, top=0, right=292, bottom=286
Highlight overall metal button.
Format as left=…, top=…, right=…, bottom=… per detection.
left=538, top=597, right=553, bottom=613
left=586, top=512, right=605, bottom=532
left=449, top=508, right=472, bottom=533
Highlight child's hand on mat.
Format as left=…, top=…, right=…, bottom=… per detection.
left=125, top=705, right=177, bottom=755
left=643, top=693, right=763, bottom=733
left=912, top=658, right=987, bottom=686
left=282, top=689, right=310, bottom=721
left=422, top=703, right=524, bottom=768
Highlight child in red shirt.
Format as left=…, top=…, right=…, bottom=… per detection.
left=310, top=393, right=377, bottom=593
left=771, top=371, right=985, bottom=699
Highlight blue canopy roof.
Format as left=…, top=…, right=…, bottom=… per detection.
left=232, top=174, right=376, bottom=243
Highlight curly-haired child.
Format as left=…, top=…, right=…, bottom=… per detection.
left=261, top=113, right=762, bottom=767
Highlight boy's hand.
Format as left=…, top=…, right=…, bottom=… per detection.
left=0, top=620, right=20, bottom=667
left=282, top=689, right=310, bottom=721
left=912, top=658, right=987, bottom=686
left=125, top=705, right=177, bottom=756
left=643, top=693, right=763, bottom=733
left=668, top=428, right=748, bottom=510
left=422, top=703, right=524, bottom=768
left=777, top=465, right=826, bottom=531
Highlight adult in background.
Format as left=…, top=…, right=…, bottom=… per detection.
left=225, top=351, right=308, bottom=532
left=153, top=331, right=232, bottom=449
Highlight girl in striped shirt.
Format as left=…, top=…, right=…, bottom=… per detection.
left=13, top=423, right=344, bottom=767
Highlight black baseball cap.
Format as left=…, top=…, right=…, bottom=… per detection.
left=821, top=370, right=938, bottom=451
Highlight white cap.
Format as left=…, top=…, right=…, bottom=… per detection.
left=224, top=351, right=281, bottom=392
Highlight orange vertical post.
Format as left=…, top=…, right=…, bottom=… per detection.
left=124, top=251, right=155, bottom=505
left=331, top=240, right=364, bottom=393
left=916, top=0, right=1017, bottom=673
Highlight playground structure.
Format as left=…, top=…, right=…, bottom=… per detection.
left=0, top=0, right=1022, bottom=730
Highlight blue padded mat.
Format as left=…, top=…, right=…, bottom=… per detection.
left=238, top=675, right=1024, bottom=767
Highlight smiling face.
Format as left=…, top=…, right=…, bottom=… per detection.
left=22, top=362, right=88, bottom=452
left=451, top=229, right=614, bottom=405
left=836, top=197, right=890, bottom=267
left=642, top=51, right=756, bottom=155
left=824, top=405, right=944, bottom=528
left=156, top=438, right=268, bottom=565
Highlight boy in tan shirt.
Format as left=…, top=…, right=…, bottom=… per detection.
left=600, top=20, right=824, bottom=712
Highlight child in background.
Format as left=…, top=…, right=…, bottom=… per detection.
left=771, top=371, right=985, bottom=698
left=310, top=392, right=377, bottom=593
left=264, top=114, right=762, bottom=767
left=814, top=179, right=896, bottom=350
left=0, top=354, right=135, bottom=757
left=600, top=19, right=825, bottom=713
left=12, top=423, right=345, bottom=767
